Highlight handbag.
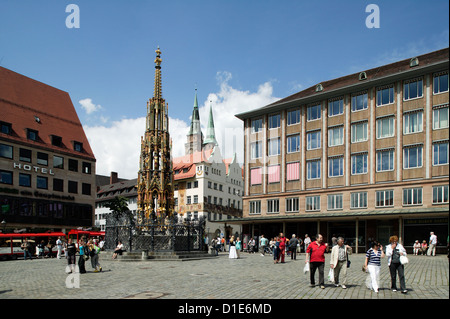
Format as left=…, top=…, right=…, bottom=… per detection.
left=303, top=262, right=310, bottom=274
left=327, top=268, right=335, bottom=283
left=400, top=255, right=409, bottom=265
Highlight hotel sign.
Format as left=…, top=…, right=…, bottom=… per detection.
left=13, top=162, right=55, bottom=175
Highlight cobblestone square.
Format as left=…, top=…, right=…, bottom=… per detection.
left=0, top=251, right=448, bottom=300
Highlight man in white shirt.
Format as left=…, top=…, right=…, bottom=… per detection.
left=56, top=237, right=63, bottom=259
left=427, top=232, right=437, bottom=256
left=304, top=234, right=311, bottom=254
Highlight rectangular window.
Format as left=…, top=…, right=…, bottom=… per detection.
left=37, top=152, right=48, bottom=166
left=376, top=117, right=395, bottom=139
left=51, top=135, right=62, bottom=147
left=306, top=196, right=320, bottom=211
left=376, top=149, right=394, bottom=172
left=251, top=141, right=262, bottom=159
left=403, top=188, right=422, bottom=206
left=351, top=153, right=368, bottom=175
left=433, top=185, right=449, bottom=204
left=68, top=181, right=78, bottom=194
left=286, top=162, right=300, bottom=181
left=307, top=104, right=321, bottom=121
left=267, top=199, right=279, bottom=214
left=250, top=167, right=262, bottom=185
left=0, top=144, right=13, bottom=159
left=351, top=192, right=367, bottom=208
left=307, top=130, right=321, bottom=150
left=328, top=98, right=344, bottom=116
left=403, top=145, right=423, bottom=169
left=0, top=170, right=13, bottom=185
left=187, top=196, right=192, bottom=204
left=68, top=159, right=78, bottom=172
left=307, top=159, right=321, bottom=180
left=286, top=197, right=299, bottom=213
left=26, top=129, right=38, bottom=141
left=327, top=194, right=343, bottom=210
left=376, top=85, right=394, bottom=106
left=433, top=105, right=449, bottom=129
left=53, top=178, right=64, bottom=192
left=53, top=156, right=64, bottom=169
left=0, top=122, right=12, bottom=135
left=403, top=78, right=423, bottom=100
left=19, top=148, right=32, bottom=162
left=81, top=183, right=91, bottom=195
left=434, top=72, right=449, bottom=94
left=187, top=182, right=192, bottom=189
left=328, top=156, right=344, bottom=177
left=19, top=173, right=31, bottom=187
left=251, top=119, right=263, bottom=133
left=74, top=141, right=83, bottom=152
left=268, top=114, right=280, bottom=129
left=328, top=126, right=343, bottom=147
left=433, top=142, right=449, bottom=165
left=193, top=195, right=198, bottom=204
left=287, top=109, right=300, bottom=125
left=287, top=134, right=300, bottom=153
left=352, top=92, right=368, bottom=111
left=82, top=162, right=92, bottom=174
left=404, top=111, right=423, bottom=134
left=249, top=201, right=261, bottom=214
left=268, top=165, right=280, bottom=183
left=351, top=122, right=368, bottom=143
left=268, top=138, right=280, bottom=156
left=376, top=190, right=394, bottom=207
left=37, top=176, right=48, bottom=190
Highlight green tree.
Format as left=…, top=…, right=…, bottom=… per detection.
left=104, top=196, right=131, bottom=221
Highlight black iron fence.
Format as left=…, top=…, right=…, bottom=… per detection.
left=104, top=214, right=206, bottom=252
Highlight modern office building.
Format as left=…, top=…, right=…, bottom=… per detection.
left=235, top=48, right=449, bottom=253
left=0, top=66, right=96, bottom=232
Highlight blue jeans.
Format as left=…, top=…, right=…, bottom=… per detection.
left=24, top=250, right=32, bottom=260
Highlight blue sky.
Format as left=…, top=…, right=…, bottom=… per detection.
left=1, top=0, right=448, bottom=178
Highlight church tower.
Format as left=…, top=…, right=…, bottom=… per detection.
left=185, top=89, right=203, bottom=155
left=137, top=47, right=174, bottom=223
left=203, top=102, right=218, bottom=152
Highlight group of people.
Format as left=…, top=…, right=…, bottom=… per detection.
left=412, top=232, right=438, bottom=256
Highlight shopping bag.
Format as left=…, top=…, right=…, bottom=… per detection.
left=400, top=255, right=409, bottom=265
left=303, top=262, right=310, bottom=274
left=327, top=268, right=335, bottom=283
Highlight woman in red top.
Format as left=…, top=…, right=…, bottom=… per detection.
left=277, top=233, right=287, bottom=263
left=305, top=234, right=329, bottom=288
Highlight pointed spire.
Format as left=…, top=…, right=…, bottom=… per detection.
left=153, top=46, right=162, bottom=100
left=204, top=101, right=218, bottom=146
left=188, top=88, right=202, bottom=135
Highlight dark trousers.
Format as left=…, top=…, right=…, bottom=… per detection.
left=389, top=262, right=406, bottom=290
left=290, top=247, right=297, bottom=260
left=78, top=255, right=86, bottom=273
left=310, top=262, right=325, bottom=286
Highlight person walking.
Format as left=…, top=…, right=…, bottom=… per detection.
left=21, top=238, right=32, bottom=261
left=386, top=235, right=407, bottom=294
left=289, top=234, right=299, bottom=260
left=235, top=237, right=242, bottom=259
left=305, top=234, right=329, bottom=288
left=330, top=237, right=352, bottom=289
left=273, top=236, right=280, bottom=264
left=259, top=235, right=268, bottom=256
left=66, top=238, right=77, bottom=273
left=229, top=236, right=238, bottom=259
left=364, top=241, right=385, bottom=293
left=277, top=233, right=287, bottom=263
left=248, top=237, right=255, bottom=254
left=78, top=239, right=87, bottom=274
left=56, top=236, right=63, bottom=259
left=304, top=234, right=311, bottom=254
left=88, top=240, right=102, bottom=272
left=427, top=232, right=437, bottom=256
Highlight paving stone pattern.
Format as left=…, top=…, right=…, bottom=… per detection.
left=0, top=251, right=448, bottom=299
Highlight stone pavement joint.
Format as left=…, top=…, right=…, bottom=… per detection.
left=0, top=252, right=448, bottom=299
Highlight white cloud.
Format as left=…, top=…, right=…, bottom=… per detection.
left=79, top=98, right=103, bottom=114
left=83, top=72, right=279, bottom=179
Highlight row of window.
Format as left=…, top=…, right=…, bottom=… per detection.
left=250, top=106, right=448, bottom=158
left=251, top=72, right=449, bottom=133
left=0, top=170, right=92, bottom=195
left=0, top=144, right=92, bottom=174
left=174, top=195, right=241, bottom=209
left=250, top=141, right=448, bottom=185
left=249, top=185, right=448, bottom=214
left=0, top=121, right=85, bottom=152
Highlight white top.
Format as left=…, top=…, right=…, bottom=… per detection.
left=429, top=234, right=437, bottom=245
